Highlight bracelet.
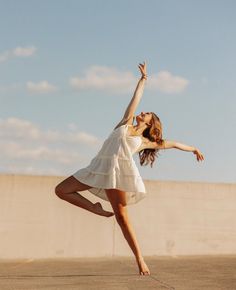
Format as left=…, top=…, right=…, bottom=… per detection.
left=141, top=74, right=147, bottom=80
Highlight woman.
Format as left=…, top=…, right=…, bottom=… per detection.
left=55, top=62, right=204, bottom=275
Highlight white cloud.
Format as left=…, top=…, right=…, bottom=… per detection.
left=148, top=71, right=189, bottom=93
left=70, top=66, right=136, bottom=94
left=26, top=81, right=58, bottom=94
left=0, top=142, right=79, bottom=164
left=13, top=46, right=37, bottom=57
left=0, top=117, right=102, bottom=176
left=0, top=45, right=36, bottom=63
left=70, top=65, right=189, bottom=94
left=0, top=117, right=41, bottom=140
left=0, top=117, right=101, bottom=145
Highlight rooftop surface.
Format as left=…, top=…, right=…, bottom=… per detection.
left=1, top=255, right=235, bottom=290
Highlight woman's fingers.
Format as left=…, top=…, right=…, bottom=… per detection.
left=198, top=151, right=204, bottom=160
left=138, top=61, right=147, bottom=78
left=197, top=152, right=204, bottom=161
left=139, top=66, right=144, bottom=72
left=138, top=65, right=145, bottom=74
left=139, top=61, right=146, bottom=68
left=194, top=150, right=204, bottom=162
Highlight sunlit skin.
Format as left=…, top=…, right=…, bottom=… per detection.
left=133, top=111, right=152, bottom=132
left=136, top=111, right=152, bottom=126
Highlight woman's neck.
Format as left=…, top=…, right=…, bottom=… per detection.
left=132, top=122, right=148, bottom=135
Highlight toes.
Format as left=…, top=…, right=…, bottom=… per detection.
left=140, top=272, right=149, bottom=275
left=105, top=211, right=114, bottom=217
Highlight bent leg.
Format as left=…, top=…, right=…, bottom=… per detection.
left=55, top=176, right=114, bottom=217
left=105, top=188, right=150, bottom=275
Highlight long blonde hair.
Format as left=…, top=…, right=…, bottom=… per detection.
left=138, top=112, right=164, bottom=167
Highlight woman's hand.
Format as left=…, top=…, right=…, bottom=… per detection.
left=193, top=148, right=204, bottom=162
left=138, top=61, right=147, bottom=80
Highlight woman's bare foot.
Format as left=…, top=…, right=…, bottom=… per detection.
left=136, top=257, right=151, bottom=275
left=93, top=202, right=114, bottom=217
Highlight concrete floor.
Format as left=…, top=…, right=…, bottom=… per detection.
left=0, top=255, right=236, bottom=290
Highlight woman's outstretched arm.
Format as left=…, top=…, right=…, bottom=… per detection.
left=157, top=140, right=204, bottom=162
left=114, top=62, right=147, bottom=129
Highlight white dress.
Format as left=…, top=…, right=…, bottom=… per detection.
left=72, top=124, right=146, bottom=205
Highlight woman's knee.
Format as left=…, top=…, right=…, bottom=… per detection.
left=114, top=207, right=129, bottom=226
left=55, top=184, right=65, bottom=199
left=54, top=175, right=91, bottom=199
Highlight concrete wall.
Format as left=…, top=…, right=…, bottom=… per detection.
left=0, top=174, right=235, bottom=259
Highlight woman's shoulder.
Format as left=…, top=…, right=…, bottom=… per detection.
left=113, top=123, right=130, bottom=132
left=141, top=139, right=167, bottom=150
left=113, top=116, right=134, bottom=131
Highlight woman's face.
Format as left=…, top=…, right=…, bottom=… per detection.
left=136, top=112, right=152, bottom=125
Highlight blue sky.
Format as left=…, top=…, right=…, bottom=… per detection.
left=0, top=0, right=235, bottom=183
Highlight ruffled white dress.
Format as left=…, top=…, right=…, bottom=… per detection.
left=72, top=124, right=146, bottom=205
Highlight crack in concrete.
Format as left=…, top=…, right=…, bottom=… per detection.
left=150, top=275, right=175, bottom=289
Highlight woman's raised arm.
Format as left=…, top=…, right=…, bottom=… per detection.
left=114, top=62, right=147, bottom=129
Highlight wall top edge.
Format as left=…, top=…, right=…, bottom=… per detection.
left=0, top=173, right=235, bottom=186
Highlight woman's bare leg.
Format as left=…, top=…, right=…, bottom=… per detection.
left=55, top=176, right=114, bottom=217
left=105, top=188, right=150, bottom=275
